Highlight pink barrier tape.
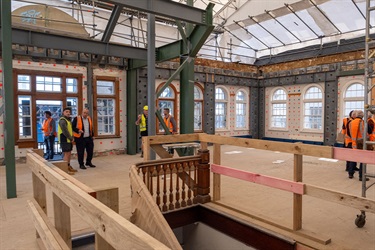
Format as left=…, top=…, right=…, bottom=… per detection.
left=211, top=164, right=305, bottom=195
left=333, top=147, right=375, bottom=165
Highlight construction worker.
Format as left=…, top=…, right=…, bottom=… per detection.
left=341, top=110, right=354, bottom=171
left=72, top=108, right=96, bottom=169
left=135, top=105, right=149, bottom=157
left=41, top=110, right=56, bottom=160
left=347, top=110, right=367, bottom=181
left=58, top=107, right=77, bottom=174
left=163, top=108, right=177, bottom=154
left=367, top=110, right=375, bottom=149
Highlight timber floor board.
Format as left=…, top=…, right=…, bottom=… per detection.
left=0, top=145, right=374, bottom=250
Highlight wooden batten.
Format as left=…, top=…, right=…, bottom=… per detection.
left=150, top=144, right=173, bottom=159
left=130, top=167, right=182, bottom=250
left=198, top=134, right=332, bottom=158
left=27, top=199, right=70, bottom=250
left=305, top=184, right=375, bottom=213
left=27, top=152, right=170, bottom=250
left=333, top=147, right=375, bottom=164
left=147, top=134, right=199, bottom=144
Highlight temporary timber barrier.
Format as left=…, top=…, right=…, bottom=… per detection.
left=141, top=133, right=375, bottom=245
left=26, top=149, right=171, bottom=250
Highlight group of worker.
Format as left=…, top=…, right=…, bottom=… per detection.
left=341, top=109, right=375, bottom=181
left=135, top=105, right=177, bottom=157
left=41, top=107, right=96, bottom=175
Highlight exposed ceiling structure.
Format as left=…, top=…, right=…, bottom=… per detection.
left=8, top=0, right=375, bottom=65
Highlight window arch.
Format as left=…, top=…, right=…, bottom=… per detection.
left=156, top=84, right=177, bottom=133
left=270, top=88, right=287, bottom=129
left=343, top=82, right=364, bottom=116
left=194, top=84, right=203, bottom=131
left=235, top=90, right=247, bottom=129
left=303, top=86, right=323, bottom=130
left=215, top=87, right=228, bottom=129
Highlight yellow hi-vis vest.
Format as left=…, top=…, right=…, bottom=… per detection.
left=139, top=114, right=147, bottom=132
left=58, top=117, right=73, bottom=143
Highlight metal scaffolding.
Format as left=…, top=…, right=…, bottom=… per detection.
left=356, top=0, right=375, bottom=228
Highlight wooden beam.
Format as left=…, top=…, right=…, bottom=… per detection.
left=95, top=187, right=119, bottom=250
left=305, top=184, right=375, bottom=213
left=333, top=147, right=375, bottom=164
left=212, top=143, right=221, bottom=201
left=198, top=134, right=332, bottom=158
left=53, top=193, right=72, bottom=248
left=27, top=199, right=70, bottom=250
left=150, top=144, right=173, bottom=159
left=147, top=134, right=199, bottom=144
left=52, top=161, right=69, bottom=173
left=293, top=154, right=303, bottom=231
left=211, top=164, right=305, bottom=195
left=130, top=167, right=182, bottom=250
left=27, top=153, right=170, bottom=250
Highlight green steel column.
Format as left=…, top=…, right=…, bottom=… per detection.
left=179, top=0, right=195, bottom=135
left=179, top=57, right=195, bottom=134
left=1, top=0, right=17, bottom=198
left=126, top=66, right=137, bottom=155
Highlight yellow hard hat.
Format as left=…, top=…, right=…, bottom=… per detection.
left=143, top=105, right=148, bottom=111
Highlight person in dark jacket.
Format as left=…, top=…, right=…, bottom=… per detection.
left=72, top=108, right=96, bottom=169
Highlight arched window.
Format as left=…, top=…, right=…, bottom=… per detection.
left=271, top=88, right=287, bottom=128
left=157, top=85, right=176, bottom=133
left=343, top=82, right=364, bottom=116
left=303, top=86, right=323, bottom=130
left=194, top=85, right=203, bottom=131
left=235, top=90, right=247, bottom=128
left=215, top=87, right=228, bottom=129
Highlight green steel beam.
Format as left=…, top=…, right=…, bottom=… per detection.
left=155, top=57, right=192, bottom=98
left=189, top=23, right=215, bottom=57
left=126, top=67, right=138, bottom=155
left=156, top=41, right=182, bottom=62
left=1, top=0, right=17, bottom=198
left=179, top=56, right=195, bottom=135
left=175, top=21, right=188, bottom=47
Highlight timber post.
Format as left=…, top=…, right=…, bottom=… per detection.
left=195, top=149, right=211, bottom=203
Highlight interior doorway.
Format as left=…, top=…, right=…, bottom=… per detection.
left=36, top=100, right=63, bottom=160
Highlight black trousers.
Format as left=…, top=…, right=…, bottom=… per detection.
left=347, top=143, right=363, bottom=178
left=75, top=137, right=94, bottom=166
left=44, top=135, right=55, bottom=159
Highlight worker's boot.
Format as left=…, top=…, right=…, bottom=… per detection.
left=68, top=165, right=78, bottom=172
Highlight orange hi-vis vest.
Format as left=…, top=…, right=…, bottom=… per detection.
left=368, top=117, right=375, bottom=141
left=73, top=115, right=93, bottom=138
left=42, top=118, right=56, bottom=136
left=342, top=117, right=352, bottom=146
left=349, top=118, right=364, bottom=149
left=164, top=116, right=173, bottom=133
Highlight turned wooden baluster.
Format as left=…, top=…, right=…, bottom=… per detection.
left=162, top=164, right=168, bottom=212
left=180, top=162, right=187, bottom=207
left=174, top=163, right=181, bottom=209
left=149, top=166, right=154, bottom=196
left=156, top=165, right=161, bottom=209
left=186, top=162, right=192, bottom=205
left=142, top=167, right=147, bottom=187
left=169, top=164, right=175, bottom=211
left=193, top=160, right=198, bottom=204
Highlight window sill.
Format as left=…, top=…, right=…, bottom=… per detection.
left=94, top=135, right=121, bottom=139
left=268, top=128, right=288, bottom=132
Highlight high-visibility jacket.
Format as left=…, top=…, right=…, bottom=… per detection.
left=342, top=117, right=352, bottom=146
left=164, top=116, right=174, bottom=133
left=42, top=118, right=57, bottom=136
left=58, top=117, right=73, bottom=143
left=368, top=117, right=375, bottom=141
left=348, top=118, right=364, bottom=149
left=73, top=115, right=93, bottom=138
left=139, top=114, right=147, bottom=132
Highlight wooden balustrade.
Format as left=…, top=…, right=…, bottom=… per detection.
left=136, top=150, right=211, bottom=212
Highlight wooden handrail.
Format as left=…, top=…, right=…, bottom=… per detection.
left=27, top=150, right=170, bottom=250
